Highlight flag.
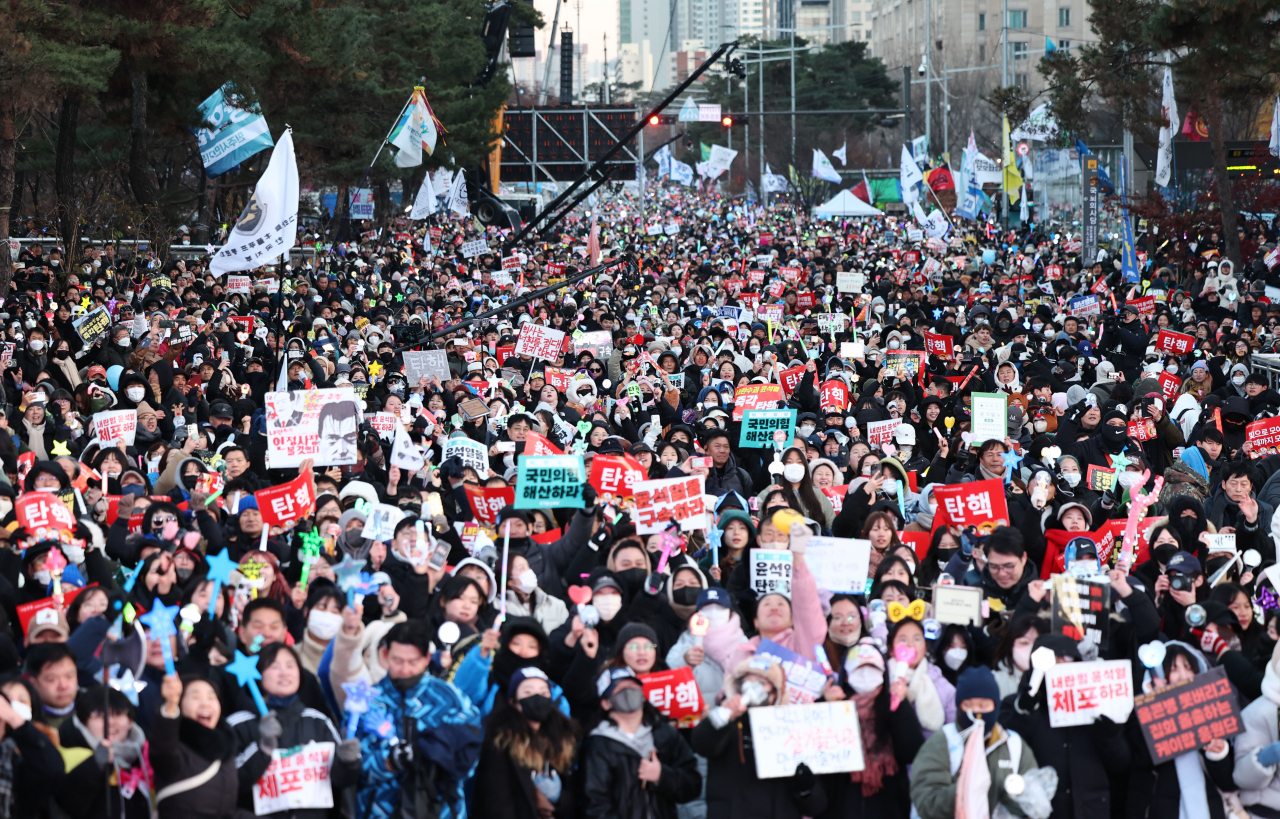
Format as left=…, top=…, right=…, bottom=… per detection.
left=850, top=180, right=870, bottom=202
left=700, top=142, right=712, bottom=161
left=1119, top=163, right=1141, bottom=283
left=762, top=163, right=789, bottom=192
left=833, top=141, right=847, bottom=165
left=389, top=87, right=443, bottom=168
left=788, top=165, right=799, bottom=185
left=812, top=149, right=843, bottom=183
left=1076, top=140, right=1115, bottom=195
left=191, top=82, right=274, bottom=177
left=1156, top=67, right=1176, bottom=187
left=1010, top=103, right=1060, bottom=142
left=1002, top=115, right=1023, bottom=203
left=1019, top=182, right=1029, bottom=222
left=926, top=167, right=955, bottom=191
left=446, top=169, right=469, bottom=215
left=1046, top=37, right=1057, bottom=54
left=409, top=171, right=438, bottom=220
left=670, top=159, right=695, bottom=186
left=1271, top=97, right=1280, bottom=159
left=588, top=214, right=600, bottom=266
left=1182, top=109, right=1207, bottom=141
left=655, top=144, right=673, bottom=178
left=210, top=129, right=298, bottom=275
left=900, top=145, right=924, bottom=205
left=955, top=132, right=982, bottom=221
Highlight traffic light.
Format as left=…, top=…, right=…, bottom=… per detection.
left=646, top=114, right=678, bottom=125
left=720, top=115, right=746, bottom=127
left=721, top=116, right=733, bottom=127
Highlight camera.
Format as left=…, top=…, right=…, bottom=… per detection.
left=1169, top=572, right=1193, bottom=592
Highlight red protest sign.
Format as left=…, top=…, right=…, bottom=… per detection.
left=819, top=380, right=849, bottom=412
left=1044, top=264, right=1063, bottom=280
left=543, top=366, right=575, bottom=392
left=546, top=262, right=565, bottom=277
left=524, top=431, right=564, bottom=456
left=1136, top=667, right=1241, bottom=765
left=466, top=485, right=515, bottom=526
left=255, top=472, right=316, bottom=528
left=931, top=479, right=1009, bottom=534
left=1128, top=417, right=1157, bottom=442
left=640, top=667, right=705, bottom=725
left=1156, top=330, right=1195, bottom=356
left=767, top=281, right=786, bottom=299
left=16, top=492, right=76, bottom=535
left=731, top=383, right=784, bottom=420
left=779, top=365, right=806, bottom=397
left=1086, top=464, right=1116, bottom=492
left=1158, top=372, right=1182, bottom=405
left=820, top=485, right=849, bottom=514
left=924, top=331, right=954, bottom=359
left=740, top=292, right=761, bottom=310
left=903, top=250, right=920, bottom=266
left=748, top=269, right=765, bottom=285
left=495, top=345, right=515, bottom=366
left=16, top=584, right=92, bottom=636
left=780, top=266, right=802, bottom=283
left=1247, top=416, right=1280, bottom=456
left=1128, top=296, right=1156, bottom=318
left=758, top=232, right=773, bottom=246
left=588, top=453, right=646, bottom=498
left=795, top=292, right=816, bottom=310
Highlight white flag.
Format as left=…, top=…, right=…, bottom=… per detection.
left=446, top=170, right=469, bottom=216
left=762, top=163, right=789, bottom=192
left=389, top=88, right=439, bottom=169
left=924, top=210, right=950, bottom=239
left=390, top=424, right=426, bottom=472
left=409, top=172, right=438, bottom=220
left=1156, top=67, right=1177, bottom=187
left=210, top=129, right=298, bottom=275
left=900, top=145, right=924, bottom=205
left=812, top=149, right=843, bottom=183
left=670, top=159, right=695, bottom=186
left=1019, top=183, right=1030, bottom=222
left=1270, top=97, right=1280, bottom=159
left=833, top=142, right=847, bottom=165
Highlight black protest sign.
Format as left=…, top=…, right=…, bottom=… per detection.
left=1051, top=574, right=1110, bottom=648
left=73, top=307, right=112, bottom=346
left=1135, top=667, right=1242, bottom=765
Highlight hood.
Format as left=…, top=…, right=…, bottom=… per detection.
left=451, top=557, right=498, bottom=604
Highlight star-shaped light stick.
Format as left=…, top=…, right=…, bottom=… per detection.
left=137, top=598, right=181, bottom=675
left=1001, top=449, right=1024, bottom=485
left=226, top=650, right=268, bottom=715
left=333, top=553, right=367, bottom=606
left=341, top=678, right=377, bottom=737
left=108, top=667, right=148, bottom=706
left=50, top=440, right=70, bottom=457
left=1111, top=449, right=1134, bottom=472
left=204, top=548, right=238, bottom=616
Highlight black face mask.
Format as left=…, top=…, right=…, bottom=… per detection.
left=54, top=350, right=70, bottom=360
left=1152, top=541, right=1180, bottom=566
left=1101, top=425, right=1128, bottom=452
left=615, top=567, right=648, bottom=595
left=390, top=673, right=423, bottom=692
left=672, top=586, right=700, bottom=606
left=517, top=694, right=555, bottom=722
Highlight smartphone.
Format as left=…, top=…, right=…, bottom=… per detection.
left=1108, top=371, right=1122, bottom=381
left=425, top=492, right=444, bottom=518
left=496, top=441, right=516, bottom=453
left=868, top=462, right=884, bottom=480
left=690, top=456, right=712, bottom=470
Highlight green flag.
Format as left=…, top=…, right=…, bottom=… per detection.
left=700, top=143, right=712, bottom=161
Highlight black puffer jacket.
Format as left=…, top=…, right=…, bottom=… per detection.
left=580, top=711, right=700, bottom=819
left=691, top=711, right=828, bottom=819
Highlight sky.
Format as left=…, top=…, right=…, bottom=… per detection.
left=529, top=0, right=620, bottom=78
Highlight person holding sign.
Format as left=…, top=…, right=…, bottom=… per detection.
left=754, top=446, right=835, bottom=530
left=227, top=642, right=363, bottom=817
left=152, top=674, right=242, bottom=819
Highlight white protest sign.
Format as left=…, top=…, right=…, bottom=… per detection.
left=265, top=388, right=362, bottom=468
left=969, top=392, right=1007, bottom=443
left=443, top=436, right=490, bottom=479
left=1045, top=659, right=1134, bottom=727
left=750, top=549, right=794, bottom=596
left=390, top=425, right=426, bottom=472
left=932, top=585, right=984, bottom=626
left=802, top=538, right=872, bottom=594
left=227, top=275, right=252, bottom=294
left=749, top=701, right=865, bottom=778
left=370, top=412, right=398, bottom=439
left=252, top=741, right=336, bottom=814
left=866, top=418, right=902, bottom=447
left=92, top=410, right=137, bottom=447
left=836, top=271, right=859, bottom=293
left=460, top=239, right=489, bottom=258
left=514, top=324, right=566, bottom=361
left=403, top=350, right=451, bottom=384
left=361, top=503, right=407, bottom=542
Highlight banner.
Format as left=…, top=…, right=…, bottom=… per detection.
left=265, top=388, right=362, bottom=468
left=803, top=537, right=872, bottom=594
left=748, top=701, right=865, bottom=778
left=514, top=324, right=566, bottom=361
left=884, top=350, right=925, bottom=378
left=1051, top=574, right=1110, bottom=647
left=1128, top=417, right=1157, bottom=442
left=632, top=475, right=707, bottom=534
left=588, top=453, right=646, bottom=498
left=778, top=365, right=806, bottom=397
left=1128, top=295, right=1156, bottom=318
left=573, top=330, right=614, bottom=361
left=524, top=431, right=563, bottom=456
left=92, top=410, right=137, bottom=447
left=466, top=485, right=514, bottom=526
left=226, top=275, right=252, bottom=294
left=252, top=741, right=335, bottom=814
left=210, top=130, right=299, bottom=274
left=640, top=667, right=705, bottom=725
left=403, top=350, right=451, bottom=385
left=255, top=471, right=316, bottom=528
left=931, top=478, right=1009, bottom=533
left=192, top=82, right=274, bottom=177
left=1135, top=667, right=1242, bottom=764
left=819, top=380, right=849, bottom=412
left=740, top=408, right=796, bottom=448
left=731, top=384, right=784, bottom=420
left=515, top=455, right=584, bottom=510
left=442, top=436, right=489, bottom=479
left=1068, top=294, right=1101, bottom=317
left=1247, top=416, right=1280, bottom=454
left=1156, top=329, right=1195, bottom=356
left=74, top=307, right=112, bottom=346
left=1046, top=660, right=1134, bottom=727
left=1158, top=372, right=1182, bottom=405
left=542, top=366, right=574, bottom=392
left=924, top=331, right=954, bottom=359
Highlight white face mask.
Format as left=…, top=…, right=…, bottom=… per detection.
left=898, top=446, right=913, bottom=460
left=798, top=425, right=815, bottom=438
left=32, top=570, right=50, bottom=587
left=1117, top=471, right=1144, bottom=488
left=1062, top=472, right=1082, bottom=488
left=944, top=647, right=968, bottom=671
left=1166, top=364, right=1179, bottom=374
left=307, top=609, right=343, bottom=640
left=882, top=478, right=899, bottom=496
left=1044, top=329, right=1055, bottom=339
left=1032, top=323, right=1043, bottom=332
left=1012, top=644, right=1033, bottom=672
left=849, top=667, right=883, bottom=695
left=117, top=337, right=130, bottom=347
left=594, top=594, right=622, bottom=621
left=28, top=339, right=44, bottom=351
left=63, top=544, right=85, bottom=565
left=514, top=569, right=539, bottom=594
left=783, top=462, right=806, bottom=483
left=702, top=604, right=730, bottom=626
left=888, top=340, right=901, bottom=350
left=1233, top=375, right=1247, bottom=387
left=126, top=387, right=146, bottom=402
left=749, top=345, right=760, bottom=354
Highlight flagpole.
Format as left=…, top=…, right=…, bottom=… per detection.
left=323, top=92, right=417, bottom=241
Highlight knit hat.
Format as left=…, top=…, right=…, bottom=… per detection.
left=954, top=666, right=1002, bottom=723
left=507, top=666, right=551, bottom=699
left=615, top=622, right=659, bottom=655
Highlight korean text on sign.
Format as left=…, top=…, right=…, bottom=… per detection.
left=1135, top=667, right=1242, bottom=764
left=255, top=472, right=316, bottom=527
left=632, top=475, right=707, bottom=534
left=739, top=409, right=796, bottom=448
left=640, top=667, right=705, bottom=725
left=750, top=549, right=793, bottom=597
left=514, top=324, right=567, bottom=361
left=1246, top=416, right=1280, bottom=456
left=515, top=455, right=584, bottom=510
left=253, top=741, right=335, bottom=814
left=931, top=478, right=1009, bottom=533
left=466, top=485, right=515, bottom=526
left=1156, top=329, right=1195, bottom=355
left=1051, top=574, right=1110, bottom=648
left=1045, top=660, right=1134, bottom=727
left=755, top=638, right=828, bottom=703
left=588, top=453, right=645, bottom=498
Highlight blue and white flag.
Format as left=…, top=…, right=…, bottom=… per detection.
left=900, top=145, right=923, bottom=205
left=670, top=159, right=695, bottom=186
left=812, top=149, right=843, bottom=183
left=1270, top=97, right=1280, bottom=159
left=955, top=133, right=983, bottom=221
left=192, top=83, right=274, bottom=177
left=655, top=144, right=673, bottom=178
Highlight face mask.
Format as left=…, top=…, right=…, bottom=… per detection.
left=32, top=570, right=50, bottom=587
left=1153, top=541, right=1179, bottom=566
left=307, top=609, right=343, bottom=640
left=882, top=478, right=899, bottom=496
left=849, top=667, right=883, bottom=695
left=702, top=604, right=730, bottom=626
left=898, top=446, right=913, bottom=460
left=798, top=425, right=815, bottom=438
left=10, top=701, right=31, bottom=723
left=28, top=339, right=44, bottom=351
left=609, top=687, right=645, bottom=713
left=63, top=544, right=85, bottom=565
left=1166, top=364, right=1179, bottom=374
left=514, top=569, right=539, bottom=594
left=944, top=647, right=968, bottom=671
left=749, top=345, right=760, bottom=354
left=673, top=586, right=700, bottom=606
left=1044, top=329, right=1055, bottom=339
left=783, top=463, right=806, bottom=483
left=888, top=340, right=901, bottom=350
left=741, top=679, right=772, bottom=706
left=518, top=693, right=555, bottom=722
left=594, top=594, right=622, bottom=621
left=1062, top=472, right=1082, bottom=487
left=1233, top=375, right=1247, bottom=387
left=117, top=337, right=130, bottom=347
left=874, top=304, right=885, bottom=314
left=177, top=566, right=193, bottom=582
left=1031, top=323, right=1043, bottom=332
left=1117, top=471, right=1143, bottom=488
left=1101, top=425, right=1128, bottom=451
left=126, top=387, right=146, bottom=402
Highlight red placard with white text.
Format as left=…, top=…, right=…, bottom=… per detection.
left=820, top=485, right=850, bottom=514
left=1156, top=330, right=1195, bottom=356
left=640, top=667, right=705, bottom=725
left=466, top=485, right=515, bottom=526
left=924, top=331, right=954, bottom=359
left=1247, top=416, right=1280, bottom=456
left=930, top=479, right=1010, bottom=534
left=779, top=365, right=806, bottom=397
left=16, top=492, right=76, bottom=535
left=731, top=384, right=785, bottom=420
left=819, top=380, right=849, bottom=412
left=588, top=453, right=646, bottom=498
left=524, top=431, right=564, bottom=456
left=1158, top=372, right=1182, bottom=405
left=1128, top=296, right=1156, bottom=318
left=543, top=366, right=574, bottom=392
left=255, top=472, right=316, bottom=528
left=495, top=345, right=515, bottom=366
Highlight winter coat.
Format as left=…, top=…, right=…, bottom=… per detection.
left=690, top=710, right=827, bottom=819
left=909, top=722, right=1039, bottom=819
left=57, top=716, right=153, bottom=819
left=1124, top=717, right=1234, bottom=819
left=580, top=715, right=701, bottom=819
left=148, top=712, right=243, bottom=819
left=506, top=510, right=596, bottom=600
left=1233, top=652, right=1280, bottom=812
left=665, top=629, right=726, bottom=706
left=501, top=587, right=570, bottom=636
left=471, top=717, right=577, bottom=819
left=816, top=696, right=924, bottom=819
left=227, top=698, right=360, bottom=819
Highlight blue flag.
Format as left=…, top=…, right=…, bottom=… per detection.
left=1076, top=140, right=1114, bottom=195
left=1119, top=163, right=1141, bottom=283
left=191, top=83, right=274, bottom=178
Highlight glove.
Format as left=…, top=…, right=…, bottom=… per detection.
left=581, top=483, right=597, bottom=509
left=1258, top=740, right=1280, bottom=767
left=258, top=711, right=283, bottom=754
left=788, top=522, right=810, bottom=556
left=590, top=524, right=613, bottom=552
left=387, top=737, right=414, bottom=771
left=1192, top=628, right=1230, bottom=659
left=645, top=572, right=664, bottom=596
left=792, top=762, right=817, bottom=796
left=337, top=738, right=362, bottom=763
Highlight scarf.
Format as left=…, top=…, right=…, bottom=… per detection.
left=22, top=418, right=48, bottom=461
left=1174, top=751, right=1210, bottom=819
left=978, top=463, right=1005, bottom=482
left=847, top=690, right=898, bottom=796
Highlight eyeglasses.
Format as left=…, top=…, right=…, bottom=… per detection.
left=151, top=516, right=177, bottom=526
left=625, top=641, right=656, bottom=653
left=988, top=560, right=1021, bottom=575
left=833, top=614, right=860, bottom=624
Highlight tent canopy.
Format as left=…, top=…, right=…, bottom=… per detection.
left=813, top=189, right=884, bottom=217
